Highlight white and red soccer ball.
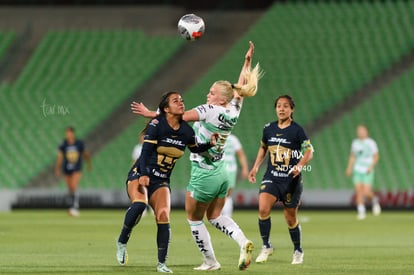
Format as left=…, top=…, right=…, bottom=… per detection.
left=178, top=14, right=205, bottom=41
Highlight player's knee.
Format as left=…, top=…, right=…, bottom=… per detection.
left=258, top=207, right=271, bottom=219
left=155, top=207, right=170, bottom=223
left=285, top=216, right=298, bottom=228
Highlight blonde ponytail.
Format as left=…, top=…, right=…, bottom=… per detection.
left=233, top=63, right=263, bottom=97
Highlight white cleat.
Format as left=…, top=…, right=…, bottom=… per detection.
left=291, top=250, right=304, bottom=265
left=68, top=208, right=80, bottom=217
left=255, top=246, right=274, bottom=263
left=373, top=204, right=381, bottom=216
left=357, top=213, right=366, bottom=220
left=156, top=262, right=173, bottom=273
left=116, top=242, right=128, bottom=266
left=193, top=261, right=221, bottom=271
left=239, top=240, right=253, bottom=270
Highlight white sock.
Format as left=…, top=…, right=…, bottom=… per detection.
left=188, top=220, right=217, bottom=264
left=372, top=196, right=379, bottom=205
left=209, top=215, right=247, bottom=248
left=222, top=197, right=233, bottom=217
left=357, top=204, right=366, bottom=215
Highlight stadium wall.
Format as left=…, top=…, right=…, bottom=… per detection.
left=5, top=188, right=414, bottom=211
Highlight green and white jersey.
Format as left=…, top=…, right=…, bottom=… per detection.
left=190, top=99, right=242, bottom=169
left=223, top=134, right=242, bottom=173
left=351, top=137, right=378, bottom=173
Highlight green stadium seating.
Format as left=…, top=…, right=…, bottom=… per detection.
left=306, top=66, right=414, bottom=191
left=0, top=30, right=183, bottom=188
left=0, top=32, right=15, bottom=60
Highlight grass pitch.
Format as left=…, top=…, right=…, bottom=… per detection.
left=0, top=209, right=413, bottom=274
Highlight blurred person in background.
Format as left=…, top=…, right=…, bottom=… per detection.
left=221, top=134, right=249, bottom=217
left=346, top=124, right=381, bottom=220
left=131, top=133, right=144, bottom=164
left=55, top=126, right=92, bottom=217
left=248, top=95, right=313, bottom=265
left=116, top=91, right=217, bottom=273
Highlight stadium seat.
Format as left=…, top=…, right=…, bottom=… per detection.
left=0, top=30, right=183, bottom=189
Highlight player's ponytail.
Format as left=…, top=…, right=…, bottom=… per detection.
left=233, top=63, right=263, bottom=97
left=213, top=63, right=263, bottom=104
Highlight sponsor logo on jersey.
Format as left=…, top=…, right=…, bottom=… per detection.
left=269, top=137, right=291, bottom=144
left=164, top=138, right=185, bottom=147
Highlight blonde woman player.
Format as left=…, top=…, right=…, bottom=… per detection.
left=132, top=41, right=262, bottom=271
left=346, top=124, right=381, bottom=220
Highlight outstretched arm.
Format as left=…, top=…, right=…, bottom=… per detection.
left=131, top=102, right=157, bottom=118
left=234, top=41, right=255, bottom=102
left=238, top=41, right=254, bottom=85
left=131, top=101, right=200, bottom=122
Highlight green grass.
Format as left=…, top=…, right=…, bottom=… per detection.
left=0, top=210, right=413, bottom=274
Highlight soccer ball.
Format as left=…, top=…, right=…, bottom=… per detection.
left=178, top=14, right=205, bottom=41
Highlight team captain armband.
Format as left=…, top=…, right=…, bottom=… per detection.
left=301, top=140, right=314, bottom=153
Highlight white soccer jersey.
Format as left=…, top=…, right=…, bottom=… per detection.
left=223, top=134, right=242, bottom=173
left=351, top=137, right=378, bottom=173
left=190, top=99, right=242, bottom=169
left=132, top=143, right=143, bottom=161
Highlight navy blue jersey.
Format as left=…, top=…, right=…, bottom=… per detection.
left=134, top=115, right=211, bottom=182
left=261, top=121, right=312, bottom=182
left=58, top=140, right=85, bottom=173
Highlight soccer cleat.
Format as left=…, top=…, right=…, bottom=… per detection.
left=156, top=262, right=173, bottom=273
left=372, top=204, right=381, bottom=216
left=255, top=246, right=274, bottom=263
left=193, top=261, right=221, bottom=271
left=357, top=213, right=366, bottom=220
left=116, top=242, right=128, bottom=266
left=68, top=208, right=80, bottom=217
left=238, top=240, right=253, bottom=270
left=291, top=250, right=304, bottom=264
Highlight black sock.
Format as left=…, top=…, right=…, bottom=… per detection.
left=67, top=192, right=75, bottom=208
left=157, top=223, right=171, bottom=264
left=118, top=202, right=147, bottom=244
left=259, top=217, right=272, bottom=248
left=288, top=224, right=302, bottom=252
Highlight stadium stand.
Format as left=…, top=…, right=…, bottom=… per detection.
left=0, top=30, right=183, bottom=189
left=306, top=66, right=414, bottom=191
left=0, top=32, right=15, bottom=59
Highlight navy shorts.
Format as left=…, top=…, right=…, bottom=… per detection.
left=259, top=174, right=303, bottom=208
left=126, top=165, right=171, bottom=200
left=63, top=168, right=81, bottom=176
